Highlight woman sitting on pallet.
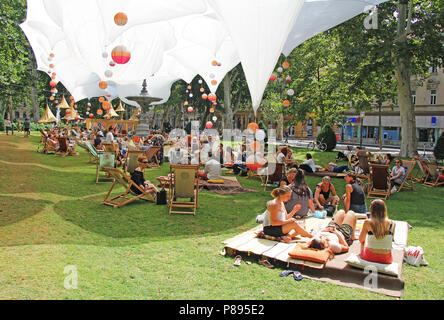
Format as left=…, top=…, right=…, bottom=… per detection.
left=359, top=199, right=395, bottom=264
left=263, top=186, right=313, bottom=243
left=130, top=156, right=159, bottom=196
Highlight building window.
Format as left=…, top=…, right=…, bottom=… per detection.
left=412, top=90, right=416, bottom=105
left=430, top=66, right=438, bottom=74
left=430, top=90, right=437, bottom=105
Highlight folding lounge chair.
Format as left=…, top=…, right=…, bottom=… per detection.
left=145, top=146, right=161, bottom=168
left=411, top=157, right=429, bottom=184
left=37, top=131, right=48, bottom=153
left=85, top=141, right=100, bottom=164
left=168, top=164, right=199, bottom=215
left=96, top=152, right=116, bottom=183
left=422, top=162, right=444, bottom=187
left=261, top=162, right=285, bottom=191
left=396, top=160, right=415, bottom=192
left=367, top=164, right=391, bottom=200
left=102, top=167, right=155, bottom=208
left=356, top=150, right=371, bottom=182
left=124, top=150, right=146, bottom=174
left=55, top=137, right=69, bottom=157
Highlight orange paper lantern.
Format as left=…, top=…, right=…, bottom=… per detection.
left=247, top=122, right=259, bottom=134
left=102, top=101, right=112, bottom=111
left=49, top=81, right=58, bottom=87
left=97, top=109, right=103, bottom=115
left=282, top=61, right=290, bottom=69
left=99, top=97, right=105, bottom=103
left=200, top=88, right=205, bottom=93
left=249, top=141, right=262, bottom=152
left=54, top=100, right=59, bottom=104
left=187, top=107, right=194, bottom=113
left=202, top=94, right=208, bottom=100
left=99, top=81, right=108, bottom=90
left=210, top=108, right=215, bottom=113
left=208, top=93, right=217, bottom=102
left=283, top=100, right=290, bottom=107
left=111, top=45, right=131, bottom=64
left=114, top=12, right=128, bottom=26
left=211, top=80, right=217, bottom=86
left=49, top=96, right=54, bottom=101
left=211, top=60, right=218, bottom=66
left=184, top=101, right=189, bottom=106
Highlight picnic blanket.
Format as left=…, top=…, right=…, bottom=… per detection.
left=223, top=216, right=410, bottom=298
left=199, top=176, right=258, bottom=195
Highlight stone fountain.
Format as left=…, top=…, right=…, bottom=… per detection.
left=126, top=79, right=162, bottom=137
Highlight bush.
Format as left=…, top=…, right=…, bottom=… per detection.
left=317, top=124, right=337, bottom=152
left=0, top=118, right=4, bottom=131
left=434, top=132, right=444, bottom=161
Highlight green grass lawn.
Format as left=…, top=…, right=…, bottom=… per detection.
left=0, top=132, right=442, bottom=300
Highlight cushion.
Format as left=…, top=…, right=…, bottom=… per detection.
left=288, top=244, right=333, bottom=264
left=207, top=179, right=224, bottom=184
left=345, top=253, right=399, bottom=277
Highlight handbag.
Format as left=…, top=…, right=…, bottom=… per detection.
left=156, top=189, right=167, bottom=205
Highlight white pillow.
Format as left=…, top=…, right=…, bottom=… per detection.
left=345, top=253, right=399, bottom=277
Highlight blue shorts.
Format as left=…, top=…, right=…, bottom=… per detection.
left=350, top=203, right=367, bottom=214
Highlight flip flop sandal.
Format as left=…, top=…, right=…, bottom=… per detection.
left=258, top=260, right=274, bottom=269
left=233, top=255, right=242, bottom=266
left=279, top=270, right=295, bottom=277
left=293, top=271, right=303, bottom=281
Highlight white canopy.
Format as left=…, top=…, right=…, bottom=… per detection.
left=20, top=0, right=387, bottom=113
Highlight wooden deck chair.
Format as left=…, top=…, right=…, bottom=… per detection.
left=261, top=163, right=285, bottom=191
left=168, top=164, right=199, bottom=215
left=102, top=167, right=155, bottom=208
left=422, top=162, right=444, bottom=187
left=124, top=150, right=146, bottom=174
left=411, top=157, right=429, bottom=184
left=55, top=137, right=69, bottom=157
left=85, top=141, right=100, bottom=164
left=356, top=150, right=371, bottom=182
left=102, top=142, right=118, bottom=153
left=367, top=164, right=391, bottom=200
left=96, top=152, right=116, bottom=183
left=37, top=131, right=48, bottom=153
left=396, top=160, right=415, bottom=192
left=145, top=146, right=161, bottom=168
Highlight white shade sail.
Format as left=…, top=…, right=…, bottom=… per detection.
left=20, top=0, right=387, bottom=113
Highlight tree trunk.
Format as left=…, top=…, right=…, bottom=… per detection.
left=378, top=102, right=383, bottom=150
left=394, top=0, right=417, bottom=157
left=223, top=75, right=234, bottom=130
left=161, top=105, right=172, bottom=130
left=28, top=47, right=40, bottom=121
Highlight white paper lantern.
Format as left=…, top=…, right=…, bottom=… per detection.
left=212, top=116, right=217, bottom=122
left=105, top=70, right=113, bottom=78
left=255, top=129, right=266, bottom=141
left=189, top=93, right=193, bottom=98
left=198, top=80, right=203, bottom=84
left=102, top=52, right=108, bottom=58
left=277, top=67, right=283, bottom=73
left=287, top=89, right=295, bottom=96
left=209, top=73, right=215, bottom=79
